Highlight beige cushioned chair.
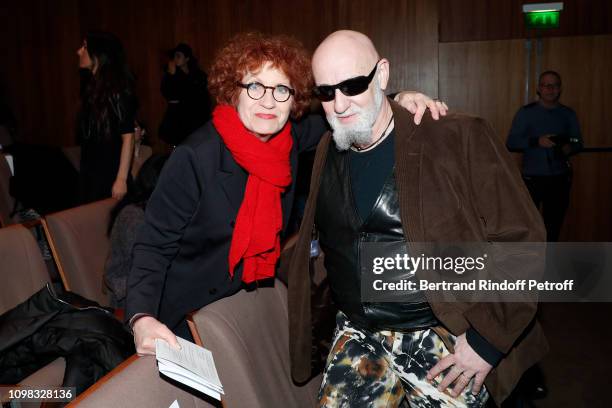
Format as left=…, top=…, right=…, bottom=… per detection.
left=0, top=224, right=51, bottom=315
left=68, top=355, right=216, bottom=408
left=188, top=279, right=321, bottom=408
left=42, top=198, right=116, bottom=306
left=0, top=224, right=65, bottom=401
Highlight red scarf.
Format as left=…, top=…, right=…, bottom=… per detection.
left=213, top=105, right=293, bottom=284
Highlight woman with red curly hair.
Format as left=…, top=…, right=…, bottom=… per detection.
left=125, top=32, right=445, bottom=354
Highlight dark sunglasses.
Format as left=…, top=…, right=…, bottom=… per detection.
left=313, top=59, right=381, bottom=102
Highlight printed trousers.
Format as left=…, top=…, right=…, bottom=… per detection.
left=317, top=313, right=489, bottom=408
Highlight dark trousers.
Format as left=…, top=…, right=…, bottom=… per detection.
left=523, top=173, right=572, bottom=242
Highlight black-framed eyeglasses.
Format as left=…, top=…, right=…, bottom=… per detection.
left=237, top=81, right=295, bottom=103
left=313, top=59, right=381, bottom=102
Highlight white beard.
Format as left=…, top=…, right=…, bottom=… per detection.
left=326, top=79, right=384, bottom=151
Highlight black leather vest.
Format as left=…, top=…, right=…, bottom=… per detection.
left=316, top=144, right=438, bottom=331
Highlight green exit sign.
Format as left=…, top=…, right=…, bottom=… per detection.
left=525, top=11, right=560, bottom=29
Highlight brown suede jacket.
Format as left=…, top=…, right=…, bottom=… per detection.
left=287, top=100, right=549, bottom=405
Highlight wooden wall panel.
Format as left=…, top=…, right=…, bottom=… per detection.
left=564, top=153, right=612, bottom=241
left=331, top=0, right=439, bottom=96
left=440, top=0, right=612, bottom=42
left=174, top=0, right=438, bottom=95
left=438, top=39, right=526, bottom=139
left=1, top=0, right=81, bottom=146
left=2, top=1, right=607, bottom=240
left=540, top=35, right=612, bottom=148
left=539, top=35, right=612, bottom=241
left=440, top=35, right=612, bottom=241
left=1, top=0, right=438, bottom=150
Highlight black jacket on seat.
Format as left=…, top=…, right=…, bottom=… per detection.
left=0, top=284, right=134, bottom=394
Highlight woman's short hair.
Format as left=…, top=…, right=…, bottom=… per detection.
left=208, top=32, right=313, bottom=119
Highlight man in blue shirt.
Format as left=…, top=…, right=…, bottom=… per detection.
left=507, top=71, right=583, bottom=241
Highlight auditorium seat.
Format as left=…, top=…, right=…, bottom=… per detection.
left=188, top=279, right=321, bottom=408
left=0, top=224, right=51, bottom=312
left=68, top=355, right=216, bottom=408
left=18, top=356, right=66, bottom=389
left=0, top=224, right=65, bottom=402
left=42, top=198, right=116, bottom=306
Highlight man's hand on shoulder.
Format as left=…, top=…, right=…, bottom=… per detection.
left=426, top=333, right=492, bottom=398
left=394, top=92, right=449, bottom=125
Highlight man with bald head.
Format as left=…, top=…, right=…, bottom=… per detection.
left=287, top=30, right=547, bottom=407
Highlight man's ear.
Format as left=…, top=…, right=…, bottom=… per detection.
left=377, top=58, right=390, bottom=91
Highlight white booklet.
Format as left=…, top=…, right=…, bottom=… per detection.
left=156, top=337, right=224, bottom=401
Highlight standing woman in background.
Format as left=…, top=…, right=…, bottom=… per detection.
left=158, top=43, right=212, bottom=146
left=76, top=31, right=137, bottom=203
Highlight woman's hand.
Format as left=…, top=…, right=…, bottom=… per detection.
left=112, top=178, right=128, bottom=200
left=133, top=316, right=181, bottom=356
left=167, top=61, right=177, bottom=75
left=394, top=92, right=449, bottom=125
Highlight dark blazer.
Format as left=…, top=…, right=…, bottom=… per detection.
left=288, top=101, right=549, bottom=405
left=126, top=115, right=326, bottom=334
